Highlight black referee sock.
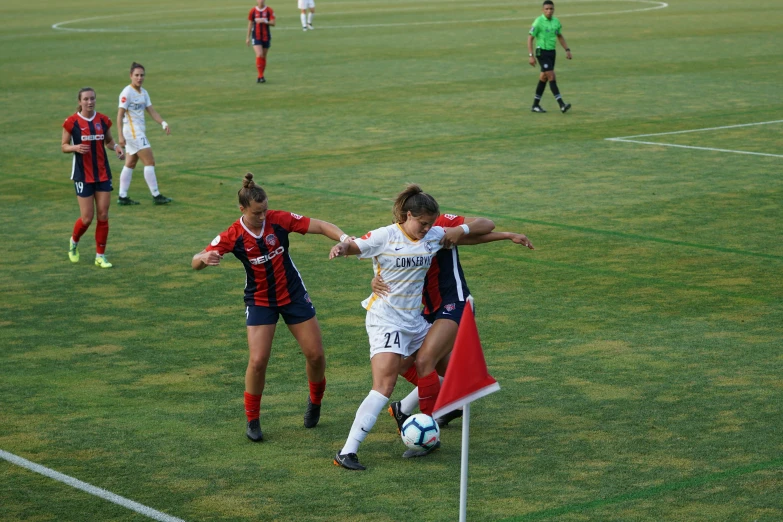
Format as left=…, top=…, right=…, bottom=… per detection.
left=549, top=81, right=565, bottom=107
left=533, top=80, right=547, bottom=106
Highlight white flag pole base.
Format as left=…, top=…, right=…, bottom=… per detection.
left=459, top=403, right=470, bottom=522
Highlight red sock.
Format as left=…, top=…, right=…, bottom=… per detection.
left=256, top=57, right=264, bottom=78
left=72, top=218, right=90, bottom=243
left=308, top=378, right=326, bottom=405
left=95, top=220, right=109, bottom=255
left=402, top=366, right=419, bottom=386
left=244, top=391, right=261, bottom=422
left=418, top=371, right=441, bottom=416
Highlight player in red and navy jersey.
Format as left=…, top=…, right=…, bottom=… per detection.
left=192, top=173, right=351, bottom=442
left=379, top=213, right=534, bottom=452
left=246, top=0, right=276, bottom=83
left=61, top=87, right=124, bottom=269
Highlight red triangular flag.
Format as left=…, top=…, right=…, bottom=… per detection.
left=432, top=302, right=500, bottom=419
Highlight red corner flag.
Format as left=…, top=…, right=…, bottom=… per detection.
left=432, top=302, right=500, bottom=419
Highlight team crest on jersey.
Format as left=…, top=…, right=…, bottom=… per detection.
left=291, top=213, right=303, bottom=220
left=445, top=303, right=456, bottom=312
left=265, top=234, right=278, bottom=248
left=95, top=123, right=102, bottom=131
left=361, top=231, right=372, bottom=240
left=211, top=235, right=221, bottom=246
left=425, top=242, right=433, bottom=253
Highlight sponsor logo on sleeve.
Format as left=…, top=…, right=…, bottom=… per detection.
left=121, top=96, right=127, bottom=103
left=211, top=235, right=221, bottom=246
left=444, top=214, right=458, bottom=220
left=291, top=213, right=303, bottom=220
left=361, top=231, right=372, bottom=240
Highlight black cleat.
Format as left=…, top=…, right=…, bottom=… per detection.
left=257, top=77, right=266, bottom=83
left=117, top=196, right=140, bottom=206
left=246, top=419, right=263, bottom=442
left=402, top=440, right=441, bottom=459
left=560, top=103, right=572, bottom=113
left=531, top=105, right=547, bottom=113
left=435, top=408, right=463, bottom=428
left=304, top=397, right=321, bottom=428
left=388, top=401, right=410, bottom=435
left=153, top=194, right=172, bottom=205
left=333, top=452, right=366, bottom=470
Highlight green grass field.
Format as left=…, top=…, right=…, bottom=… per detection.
left=1, top=0, right=782, bottom=520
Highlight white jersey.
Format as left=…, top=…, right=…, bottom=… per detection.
left=118, top=85, right=152, bottom=139
left=355, top=223, right=445, bottom=330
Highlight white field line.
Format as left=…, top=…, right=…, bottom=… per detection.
left=606, top=120, right=783, bottom=158
left=51, top=0, right=667, bottom=33
left=0, top=449, right=187, bottom=522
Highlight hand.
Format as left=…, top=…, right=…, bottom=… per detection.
left=329, top=243, right=349, bottom=259
left=115, top=146, right=125, bottom=160
left=440, top=226, right=465, bottom=249
left=511, top=234, right=534, bottom=249
left=163, top=125, right=171, bottom=136
left=119, top=137, right=126, bottom=147
left=246, top=37, right=250, bottom=47
left=202, top=251, right=223, bottom=266
left=566, top=50, right=572, bottom=60
left=529, top=56, right=536, bottom=67
left=74, top=143, right=90, bottom=154
left=371, top=275, right=390, bottom=297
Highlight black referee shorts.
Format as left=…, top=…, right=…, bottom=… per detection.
left=536, top=49, right=556, bottom=72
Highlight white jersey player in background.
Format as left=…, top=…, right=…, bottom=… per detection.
left=116, top=62, right=172, bottom=206
left=329, top=185, right=482, bottom=471
left=299, top=0, right=315, bottom=30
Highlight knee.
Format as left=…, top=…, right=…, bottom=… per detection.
left=247, top=356, right=269, bottom=375
left=96, top=212, right=109, bottom=221
left=80, top=216, right=93, bottom=227
left=414, top=356, right=435, bottom=376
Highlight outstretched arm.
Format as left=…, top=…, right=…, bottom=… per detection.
left=307, top=218, right=351, bottom=243
left=458, top=231, right=534, bottom=249
left=441, top=217, right=495, bottom=247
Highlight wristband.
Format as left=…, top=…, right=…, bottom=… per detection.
left=529, top=53, right=533, bottom=57
left=460, top=224, right=470, bottom=235
left=339, top=234, right=349, bottom=243
left=113, top=144, right=120, bottom=151
left=566, top=48, right=571, bottom=51
left=161, top=121, right=168, bottom=130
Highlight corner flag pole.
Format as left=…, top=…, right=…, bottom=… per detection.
left=459, top=403, right=471, bottom=522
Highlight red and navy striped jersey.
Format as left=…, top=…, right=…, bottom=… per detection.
left=248, top=6, right=275, bottom=42
left=422, top=214, right=471, bottom=314
left=206, top=210, right=311, bottom=307
left=63, top=112, right=113, bottom=183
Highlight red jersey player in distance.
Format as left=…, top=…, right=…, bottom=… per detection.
left=377, top=212, right=534, bottom=443
left=62, top=87, right=125, bottom=269
left=246, top=0, right=276, bottom=83
left=192, top=173, right=351, bottom=443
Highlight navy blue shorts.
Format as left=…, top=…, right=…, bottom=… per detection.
left=246, top=293, right=315, bottom=326
left=252, top=38, right=271, bottom=48
left=74, top=179, right=113, bottom=197
left=423, top=300, right=466, bottom=325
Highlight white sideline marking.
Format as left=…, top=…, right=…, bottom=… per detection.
left=0, top=449, right=186, bottom=522
left=606, top=120, right=783, bottom=158
left=52, top=0, right=668, bottom=33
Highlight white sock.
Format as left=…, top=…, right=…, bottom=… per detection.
left=119, top=167, right=134, bottom=198
left=300, top=13, right=307, bottom=27
left=400, top=387, right=419, bottom=415
left=143, top=166, right=160, bottom=197
left=307, top=12, right=313, bottom=24
left=340, top=390, right=388, bottom=455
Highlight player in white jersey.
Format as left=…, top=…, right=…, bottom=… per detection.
left=116, top=62, right=173, bottom=206
left=329, top=185, right=477, bottom=471
left=298, top=0, right=315, bottom=30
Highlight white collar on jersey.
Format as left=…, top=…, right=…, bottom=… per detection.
left=240, top=216, right=266, bottom=239
left=77, top=112, right=96, bottom=122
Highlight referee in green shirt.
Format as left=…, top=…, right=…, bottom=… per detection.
left=527, top=0, right=572, bottom=113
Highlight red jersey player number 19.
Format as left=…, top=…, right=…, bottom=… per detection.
left=61, top=87, right=124, bottom=269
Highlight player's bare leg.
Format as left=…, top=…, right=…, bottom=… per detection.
left=288, top=317, right=326, bottom=427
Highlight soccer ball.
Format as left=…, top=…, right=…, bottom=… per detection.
left=400, top=413, right=440, bottom=451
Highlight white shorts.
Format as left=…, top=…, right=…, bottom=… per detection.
left=366, top=315, right=431, bottom=359
left=298, top=0, right=315, bottom=9
left=124, top=135, right=151, bottom=155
